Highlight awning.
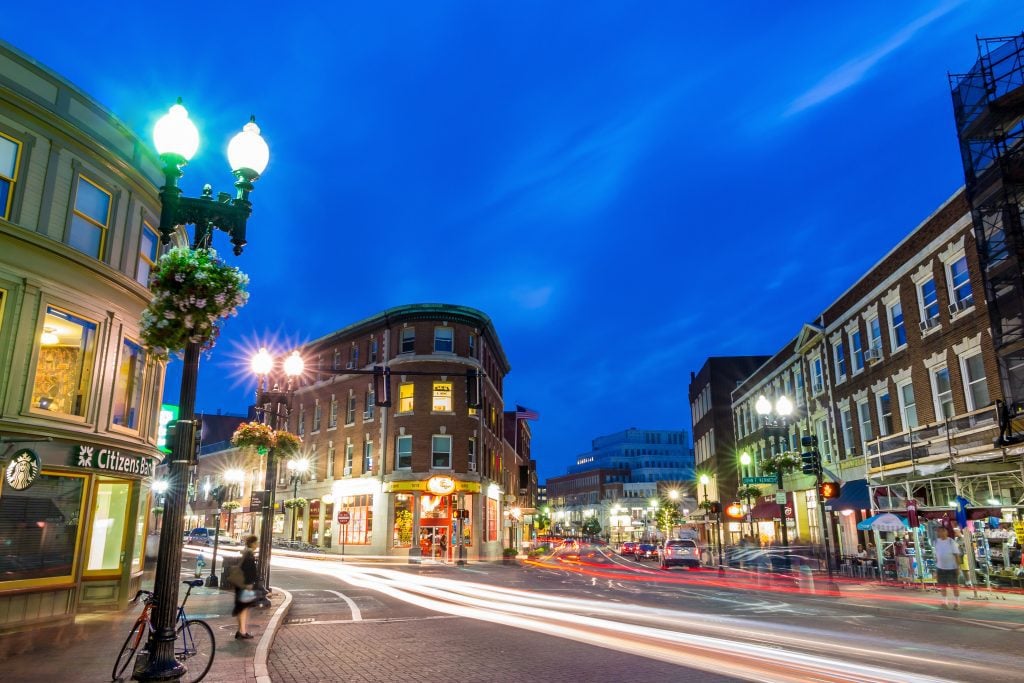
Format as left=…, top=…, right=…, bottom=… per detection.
left=857, top=513, right=908, bottom=532
left=750, top=493, right=793, bottom=521
left=825, top=479, right=870, bottom=511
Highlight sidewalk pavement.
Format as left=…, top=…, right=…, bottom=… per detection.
left=0, top=574, right=292, bottom=683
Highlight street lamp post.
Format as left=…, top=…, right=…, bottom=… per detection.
left=756, top=394, right=793, bottom=555
left=286, top=458, right=310, bottom=542
left=223, top=468, right=246, bottom=537
left=700, top=475, right=724, bottom=571
left=139, top=101, right=269, bottom=682
left=252, top=348, right=304, bottom=593
left=739, top=452, right=756, bottom=540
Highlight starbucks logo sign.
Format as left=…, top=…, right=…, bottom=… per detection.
left=6, top=449, right=41, bottom=491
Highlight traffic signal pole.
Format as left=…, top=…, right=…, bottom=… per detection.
left=802, top=437, right=838, bottom=593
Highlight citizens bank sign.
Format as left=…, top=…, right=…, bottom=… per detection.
left=71, top=444, right=155, bottom=477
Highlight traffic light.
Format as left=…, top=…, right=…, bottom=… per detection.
left=801, top=449, right=821, bottom=477
left=373, top=365, right=392, bottom=407
left=466, top=368, right=482, bottom=409
left=725, top=503, right=743, bottom=519
left=708, top=501, right=722, bottom=515
left=819, top=481, right=840, bottom=499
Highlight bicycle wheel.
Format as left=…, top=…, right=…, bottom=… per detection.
left=112, top=620, right=146, bottom=681
left=175, top=618, right=215, bottom=683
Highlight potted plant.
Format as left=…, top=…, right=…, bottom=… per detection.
left=283, top=497, right=308, bottom=511
left=735, top=485, right=764, bottom=501
left=231, top=421, right=276, bottom=451
left=760, top=453, right=799, bottom=476
left=275, top=430, right=302, bottom=456
left=140, top=247, right=249, bottom=360
left=502, top=547, right=519, bottom=563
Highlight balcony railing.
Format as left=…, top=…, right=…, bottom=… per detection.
left=866, top=405, right=999, bottom=474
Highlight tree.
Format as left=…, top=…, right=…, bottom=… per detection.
left=581, top=517, right=602, bottom=537
left=655, top=497, right=682, bottom=536
left=534, top=508, right=551, bottom=533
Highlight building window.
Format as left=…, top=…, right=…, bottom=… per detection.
left=365, top=389, right=375, bottom=420
left=0, top=133, right=21, bottom=220
left=919, top=278, right=940, bottom=326
left=432, top=435, right=452, bottom=469
left=398, top=383, right=414, bottom=413
left=812, top=357, right=824, bottom=393
left=396, top=435, right=412, bottom=469
left=112, top=338, right=146, bottom=430
left=889, top=302, right=907, bottom=350
left=897, top=381, right=917, bottom=431
left=834, top=341, right=847, bottom=380
left=333, top=348, right=341, bottom=370
left=370, top=338, right=379, bottom=364
left=338, top=494, right=373, bottom=545
left=868, top=317, right=882, bottom=354
left=948, top=256, right=973, bottom=310
left=961, top=353, right=990, bottom=411
left=344, top=442, right=354, bottom=475
left=313, top=399, right=321, bottom=432
left=84, top=480, right=131, bottom=574
left=364, top=440, right=373, bottom=473
left=486, top=497, right=499, bottom=542
left=346, top=393, right=356, bottom=425
left=68, top=176, right=112, bottom=259
left=434, top=326, right=454, bottom=353
left=329, top=394, right=338, bottom=428
left=932, top=366, right=955, bottom=420
left=136, top=221, right=160, bottom=286
left=468, top=334, right=476, bottom=358
left=851, top=331, right=864, bottom=372
left=0, top=472, right=85, bottom=585
left=297, top=404, right=305, bottom=436
left=840, top=407, right=854, bottom=457
left=877, top=391, right=893, bottom=436
left=326, top=441, right=336, bottom=478
left=815, top=419, right=830, bottom=460
left=400, top=328, right=415, bottom=354
left=31, top=306, right=98, bottom=417
left=468, top=437, right=477, bottom=471
left=350, top=344, right=360, bottom=368
left=393, top=494, right=413, bottom=547
left=432, top=382, right=453, bottom=412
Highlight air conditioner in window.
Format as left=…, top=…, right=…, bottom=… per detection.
left=343, top=467, right=352, bottom=476
left=865, top=347, right=882, bottom=362
left=948, top=299, right=972, bottom=316
left=811, top=382, right=824, bottom=395
left=346, top=361, right=356, bottom=370
left=468, top=462, right=477, bottom=472
left=919, top=317, right=940, bottom=332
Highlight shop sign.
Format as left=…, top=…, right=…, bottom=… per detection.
left=785, top=506, right=794, bottom=518
left=250, top=490, right=267, bottom=510
left=72, top=444, right=154, bottom=477
left=309, top=499, right=321, bottom=515
left=388, top=479, right=481, bottom=494
left=1014, top=521, right=1024, bottom=546
left=427, top=475, right=456, bottom=495
left=5, top=448, right=41, bottom=491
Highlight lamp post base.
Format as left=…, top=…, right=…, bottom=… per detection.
left=204, top=575, right=219, bottom=588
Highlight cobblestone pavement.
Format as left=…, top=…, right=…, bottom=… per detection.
left=269, top=617, right=738, bottom=683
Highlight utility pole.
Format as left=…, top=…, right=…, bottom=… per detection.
left=801, top=436, right=838, bottom=592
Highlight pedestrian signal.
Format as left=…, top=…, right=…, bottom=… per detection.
left=819, top=481, right=840, bottom=499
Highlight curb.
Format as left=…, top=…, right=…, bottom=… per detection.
left=254, top=588, right=292, bottom=683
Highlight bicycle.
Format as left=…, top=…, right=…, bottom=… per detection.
left=111, top=578, right=216, bottom=682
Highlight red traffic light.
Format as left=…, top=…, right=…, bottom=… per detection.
left=819, top=481, right=840, bottom=499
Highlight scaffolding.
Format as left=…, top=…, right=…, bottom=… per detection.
left=951, top=34, right=1024, bottom=412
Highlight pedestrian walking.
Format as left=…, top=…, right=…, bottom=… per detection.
left=233, top=535, right=260, bottom=638
left=933, top=526, right=963, bottom=609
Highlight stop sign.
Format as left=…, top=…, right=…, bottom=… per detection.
left=337, top=510, right=351, bottom=524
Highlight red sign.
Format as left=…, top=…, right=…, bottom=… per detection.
left=337, top=510, right=351, bottom=524
left=784, top=506, right=793, bottom=518
left=309, top=499, right=321, bottom=516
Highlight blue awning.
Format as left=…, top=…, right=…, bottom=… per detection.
left=827, top=479, right=870, bottom=511
left=857, top=513, right=908, bottom=531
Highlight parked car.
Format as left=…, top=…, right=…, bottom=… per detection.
left=634, top=543, right=658, bottom=561
left=619, top=541, right=637, bottom=556
left=660, top=539, right=701, bottom=569
left=183, top=528, right=210, bottom=544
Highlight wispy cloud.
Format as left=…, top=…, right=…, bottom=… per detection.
left=785, top=0, right=965, bottom=116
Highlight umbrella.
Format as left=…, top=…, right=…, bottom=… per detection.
left=857, top=513, right=908, bottom=532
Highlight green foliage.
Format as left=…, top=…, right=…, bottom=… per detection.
left=534, top=508, right=551, bottom=532
left=222, top=501, right=242, bottom=512
left=275, top=431, right=302, bottom=456
left=655, top=500, right=681, bottom=534
left=395, top=509, right=413, bottom=545
left=760, top=453, right=798, bottom=475
left=735, top=485, right=764, bottom=501
left=581, top=516, right=602, bottom=536
left=140, top=247, right=249, bottom=360
left=283, top=497, right=308, bottom=510
left=502, top=547, right=519, bottom=557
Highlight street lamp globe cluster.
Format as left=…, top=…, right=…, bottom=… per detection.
left=755, top=393, right=794, bottom=553
left=141, top=99, right=270, bottom=682
left=287, top=457, right=311, bottom=542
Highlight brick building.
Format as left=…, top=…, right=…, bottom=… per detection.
left=280, top=303, right=516, bottom=560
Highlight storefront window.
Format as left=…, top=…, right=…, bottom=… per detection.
left=0, top=472, right=86, bottom=583
left=486, top=497, right=499, bottom=542
left=393, top=494, right=413, bottom=547
left=86, top=480, right=130, bottom=572
left=31, top=306, right=97, bottom=416
left=132, top=485, right=149, bottom=572
left=340, top=494, right=373, bottom=544
left=458, top=494, right=473, bottom=547
left=112, top=339, right=146, bottom=429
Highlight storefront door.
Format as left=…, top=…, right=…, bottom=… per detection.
left=419, top=523, right=451, bottom=560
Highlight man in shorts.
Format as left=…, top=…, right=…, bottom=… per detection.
left=933, top=526, right=963, bottom=609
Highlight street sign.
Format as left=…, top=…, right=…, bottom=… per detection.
left=337, top=510, right=351, bottom=525
left=775, top=491, right=787, bottom=504
left=742, top=476, right=777, bottom=485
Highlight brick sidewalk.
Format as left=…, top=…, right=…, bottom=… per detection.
left=0, top=577, right=291, bottom=683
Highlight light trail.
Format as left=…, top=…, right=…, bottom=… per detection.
left=273, top=555, right=968, bottom=683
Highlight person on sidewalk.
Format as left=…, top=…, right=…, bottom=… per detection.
left=233, top=535, right=260, bottom=639
left=933, top=526, right=963, bottom=609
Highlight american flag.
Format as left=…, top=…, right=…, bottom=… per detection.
left=515, top=405, right=540, bottom=421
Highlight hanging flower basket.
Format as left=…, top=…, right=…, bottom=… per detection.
left=140, top=247, right=249, bottom=361
left=760, top=453, right=799, bottom=475
left=231, top=421, right=276, bottom=451
left=283, top=497, right=308, bottom=510
left=275, top=431, right=302, bottom=456
left=222, top=501, right=242, bottom=512
left=735, top=485, right=764, bottom=500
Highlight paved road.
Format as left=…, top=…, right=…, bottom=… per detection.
left=264, top=546, right=1024, bottom=683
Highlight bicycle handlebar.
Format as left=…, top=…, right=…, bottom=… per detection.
left=131, top=589, right=155, bottom=604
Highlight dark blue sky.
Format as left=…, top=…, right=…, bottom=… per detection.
left=8, top=2, right=1024, bottom=480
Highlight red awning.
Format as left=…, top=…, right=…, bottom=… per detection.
left=750, top=493, right=793, bottom=520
